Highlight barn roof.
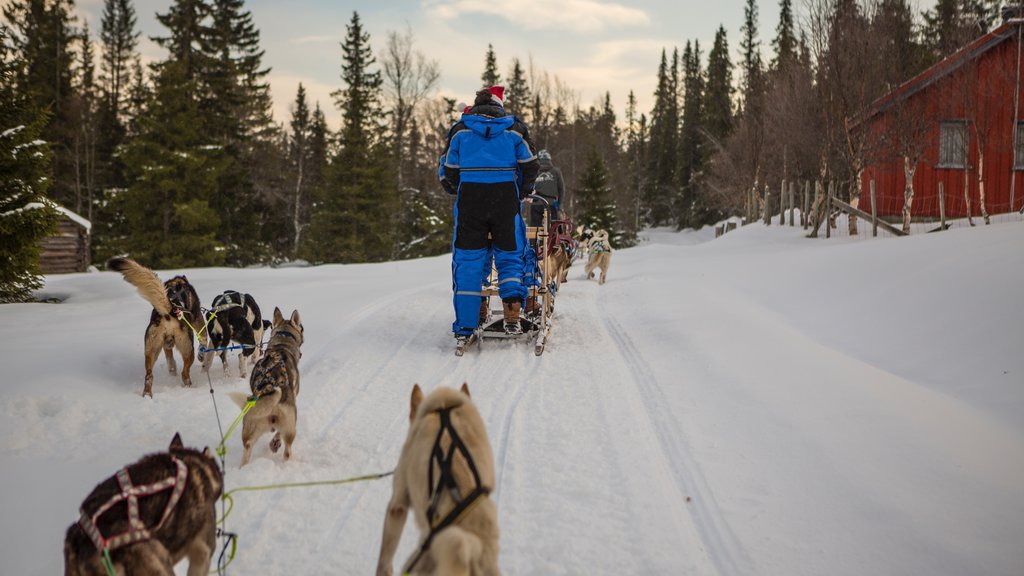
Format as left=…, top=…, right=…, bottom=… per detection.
left=848, top=19, right=1023, bottom=131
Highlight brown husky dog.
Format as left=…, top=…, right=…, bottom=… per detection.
left=229, top=307, right=303, bottom=466
left=376, top=384, right=499, bottom=576
left=63, top=433, right=223, bottom=576
left=107, top=257, right=206, bottom=397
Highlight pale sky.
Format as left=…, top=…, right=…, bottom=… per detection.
left=69, top=0, right=925, bottom=131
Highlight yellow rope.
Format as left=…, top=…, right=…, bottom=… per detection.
left=216, top=398, right=257, bottom=459
left=217, top=470, right=394, bottom=524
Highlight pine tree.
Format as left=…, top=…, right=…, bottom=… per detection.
left=771, top=0, right=798, bottom=71
left=202, top=0, right=275, bottom=264
left=287, top=83, right=312, bottom=256
left=646, top=48, right=679, bottom=225
left=305, top=11, right=394, bottom=263
left=0, top=24, right=59, bottom=302
left=678, top=40, right=705, bottom=228
left=95, top=0, right=138, bottom=221
left=739, top=0, right=765, bottom=113
left=481, top=43, right=500, bottom=87
left=112, top=62, right=223, bottom=268
left=204, top=0, right=273, bottom=143
left=72, top=23, right=98, bottom=220
left=921, top=0, right=982, bottom=62
left=704, top=25, right=734, bottom=143
left=3, top=0, right=80, bottom=209
left=505, top=57, right=529, bottom=119
left=153, top=0, right=208, bottom=84
left=576, top=147, right=618, bottom=242
left=99, top=0, right=138, bottom=123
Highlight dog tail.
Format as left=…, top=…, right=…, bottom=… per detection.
left=107, top=257, right=172, bottom=316
left=229, top=389, right=282, bottom=418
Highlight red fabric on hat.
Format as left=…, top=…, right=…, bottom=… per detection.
left=487, top=86, right=505, bottom=105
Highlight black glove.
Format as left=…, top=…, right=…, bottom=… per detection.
left=442, top=179, right=457, bottom=195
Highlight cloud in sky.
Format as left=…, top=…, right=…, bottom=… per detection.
left=425, top=0, right=650, bottom=34
left=69, top=1, right=783, bottom=129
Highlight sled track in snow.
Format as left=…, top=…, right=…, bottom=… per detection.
left=600, top=314, right=752, bottom=576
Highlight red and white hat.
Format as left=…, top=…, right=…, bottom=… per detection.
left=486, top=86, right=505, bottom=106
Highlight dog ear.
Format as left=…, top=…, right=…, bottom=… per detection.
left=289, top=309, right=302, bottom=327
left=169, top=432, right=184, bottom=450
left=273, top=307, right=284, bottom=326
left=202, top=447, right=211, bottom=457
left=460, top=382, right=471, bottom=398
left=410, top=384, right=424, bottom=421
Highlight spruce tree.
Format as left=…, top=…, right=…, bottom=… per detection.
left=305, top=11, right=394, bottom=263
left=576, top=147, right=618, bottom=242
left=481, top=43, right=500, bottom=87
left=95, top=0, right=138, bottom=223
left=771, top=0, right=798, bottom=71
left=288, top=83, right=311, bottom=256
left=153, top=0, right=208, bottom=84
left=678, top=40, right=705, bottom=229
left=704, top=25, right=734, bottom=143
left=3, top=0, right=80, bottom=209
left=505, top=57, right=529, bottom=119
left=0, top=25, right=58, bottom=302
left=202, top=0, right=274, bottom=264
left=739, top=0, right=765, bottom=113
left=99, top=0, right=138, bottom=123
left=113, top=62, right=223, bottom=268
left=646, top=48, right=679, bottom=226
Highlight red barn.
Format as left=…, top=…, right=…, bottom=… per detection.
left=850, top=17, right=1024, bottom=221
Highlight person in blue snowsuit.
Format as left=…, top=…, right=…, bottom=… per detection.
left=439, top=86, right=539, bottom=340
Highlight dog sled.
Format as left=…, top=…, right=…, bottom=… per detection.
left=456, top=196, right=568, bottom=357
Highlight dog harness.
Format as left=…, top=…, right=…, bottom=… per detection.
left=404, top=407, right=491, bottom=574
left=78, top=457, right=188, bottom=553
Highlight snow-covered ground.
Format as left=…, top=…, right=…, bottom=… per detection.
left=2, top=220, right=1022, bottom=575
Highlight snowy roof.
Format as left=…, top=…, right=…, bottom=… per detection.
left=53, top=205, right=91, bottom=231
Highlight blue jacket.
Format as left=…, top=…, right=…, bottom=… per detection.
left=440, top=112, right=538, bottom=195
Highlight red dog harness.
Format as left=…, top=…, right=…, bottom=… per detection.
left=79, top=457, right=188, bottom=552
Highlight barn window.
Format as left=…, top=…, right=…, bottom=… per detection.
left=938, top=121, right=967, bottom=168
left=1016, top=122, right=1024, bottom=169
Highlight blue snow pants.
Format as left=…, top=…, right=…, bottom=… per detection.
left=451, top=182, right=528, bottom=335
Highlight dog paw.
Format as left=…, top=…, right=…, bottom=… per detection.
left=269, top=435, right=281, bottom=453
left=182, top=377, right=193, bottom=388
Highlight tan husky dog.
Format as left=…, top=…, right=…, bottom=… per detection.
left=584, top=229, right=613, bottom=285
left=376, top=384, right=499, bottom=576
left=63, top=433, right=223, bottom=576
left=229, top=307, right=303, bottom=466
left=107, top=257, right=206, bottom=397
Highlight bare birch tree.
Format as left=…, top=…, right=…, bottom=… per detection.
left=380, top=25, right=439, bottom=191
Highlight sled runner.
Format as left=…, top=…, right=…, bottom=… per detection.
left=458, top=196, right=560, bottom=356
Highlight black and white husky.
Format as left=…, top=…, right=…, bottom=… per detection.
left=200, top=290, right=271, bottom=378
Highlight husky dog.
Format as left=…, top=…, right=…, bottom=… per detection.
left=376, top=384, right=499, bottom=576
left=107, top=257, right=206, bottom=398
left=229, top=307, right=303, bottom=467
left=63, top=433, right=223, bottom=576
left=201, top=290, right=271, bottom=378
left=575, top=225, right=595, bottom=260
left=584, top=229, right=613, bottom=285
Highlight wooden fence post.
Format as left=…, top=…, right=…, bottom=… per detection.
left=727, top=221, right=737, bottom=233
left=763, top=184, right=771, bottom=225
left=939, top=181, right=946, bottom=230
left=870, top=179, right=877, bottom=238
